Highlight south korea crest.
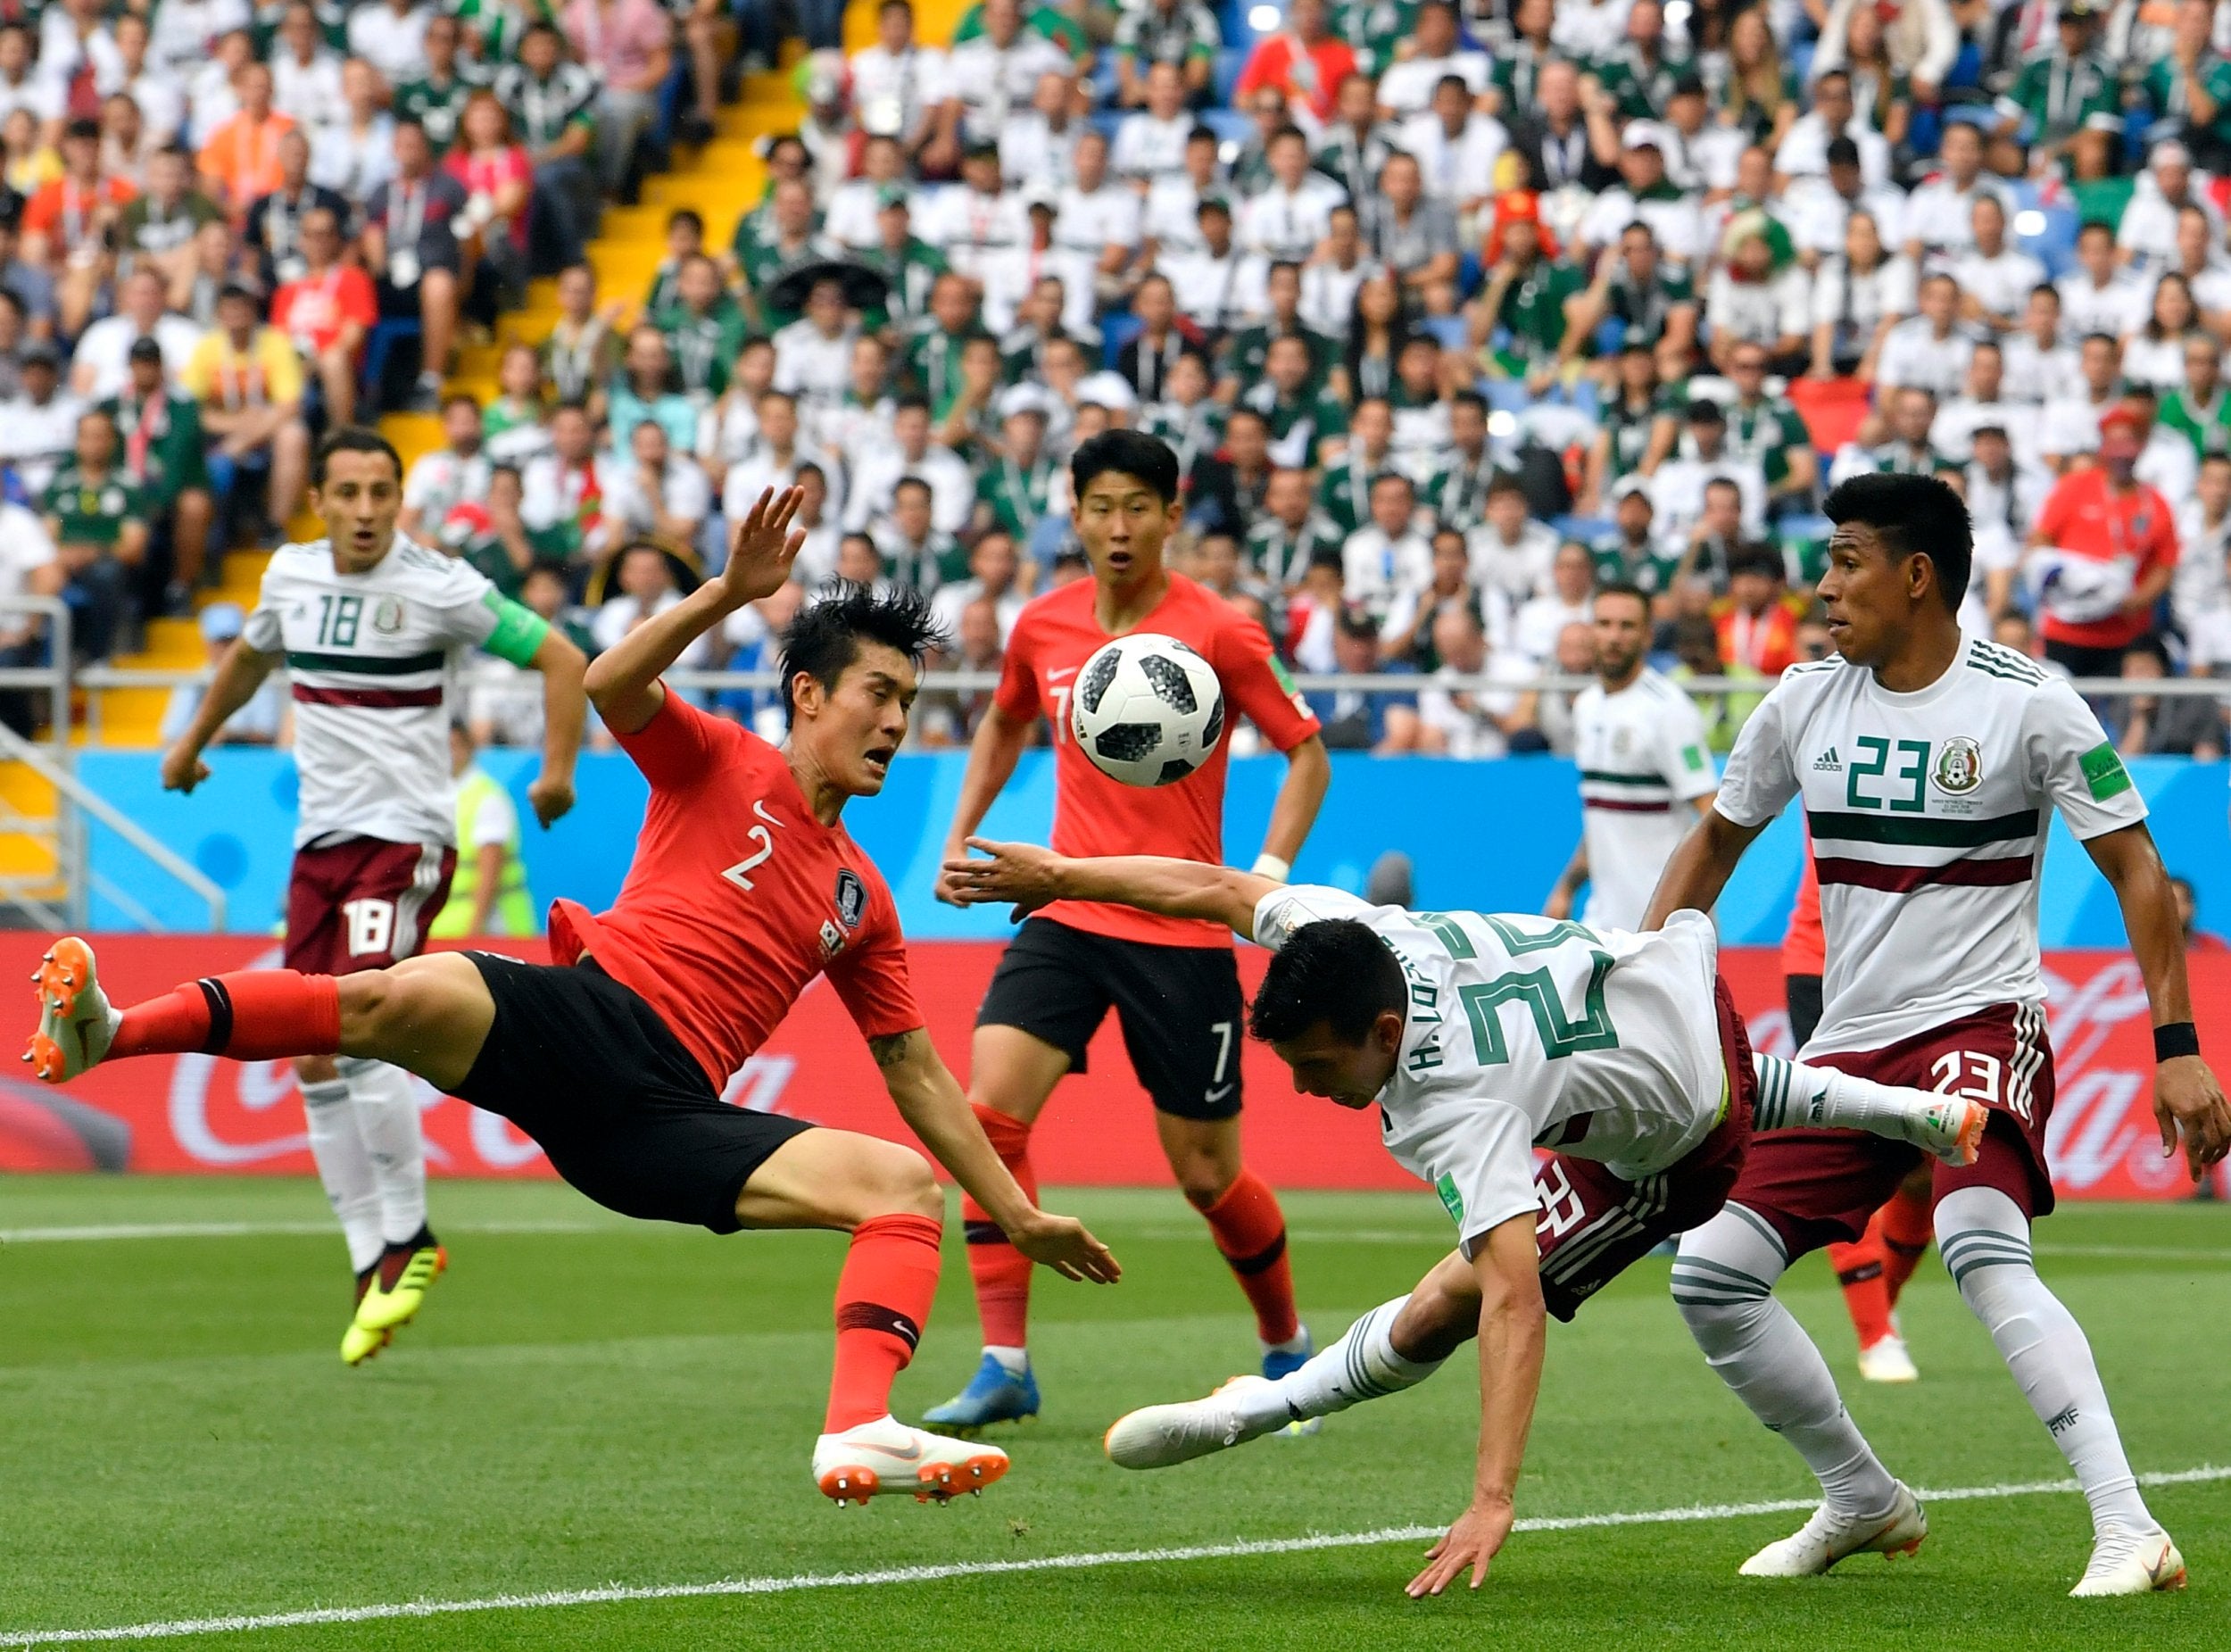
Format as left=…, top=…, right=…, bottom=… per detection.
left=1932, top=736, right=1983, bottom=795
left=834, top=868, right=867, bottom=929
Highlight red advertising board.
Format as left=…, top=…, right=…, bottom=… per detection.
left=0, top=935, right=2219, bottom=1201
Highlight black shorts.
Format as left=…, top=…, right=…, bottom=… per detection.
left=453, top=952, right=811, bottom=1233
left=976, top=917, right=1246, bottom=1121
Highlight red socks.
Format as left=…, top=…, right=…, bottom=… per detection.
left=112, top=970, right=341, bottom=1063
left=825, top=1211, right=943, bottom=1432
left=959, top=1103, right=1038, bottom=1351
left=1199, top=1168, right=1298, bottom=1347
left=1880, top=1180, right=1935, bottom=1307
left=1830, top=1220, right=1893, bottom=1351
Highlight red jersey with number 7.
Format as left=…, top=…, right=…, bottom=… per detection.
left=546, top=692, right=920, bottom=1089
left=993, top=572, right=1322, bottom=947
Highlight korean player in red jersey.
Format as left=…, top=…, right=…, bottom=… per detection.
left=24, top=486, right=1120, bottom=1507
left=924, top=430, right=1331, bottom=1431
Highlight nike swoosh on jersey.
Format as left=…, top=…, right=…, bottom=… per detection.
left=1206, top=1083, right=1235, bottom=1102
left=1049, top=667, right=1077, bottom=680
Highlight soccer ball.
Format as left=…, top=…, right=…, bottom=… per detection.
left=1070, top=633, right=1225, bottom=787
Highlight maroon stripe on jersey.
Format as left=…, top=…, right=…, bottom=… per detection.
left=1815, top=854, right=2035, bottom=892
left=291, top=684, right=446, bottom=709
left=1583, top=797, right=1672, bottom=814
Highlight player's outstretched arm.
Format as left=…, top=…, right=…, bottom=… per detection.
left=1407, top=1211, right=1546, bottom=1599
left=524, top=627, right=586, bottom=827
left=867, top=1028, right=1121, bottom=1284
left=2083, top=820, right=2231, bottom=1179
left=585, top=486, right=804, bottom=735
left=1640, top=807, right=1767, bottom=930
left=942, top=838, right=1277, bottom=938
left=160, top=638, right=280, bottom=795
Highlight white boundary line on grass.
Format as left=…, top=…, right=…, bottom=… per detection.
left=3, top=1465, right=2224, bottom=1648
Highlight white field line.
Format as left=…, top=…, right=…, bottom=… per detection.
left=2, top=1465, right=2225, bottom=1648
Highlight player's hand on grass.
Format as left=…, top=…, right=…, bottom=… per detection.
left=2154, top=1054, right=2231, bottom=1181
left=1008, top=1209, right=1122, bottom=1283
left=1406, top=1497, right=1515, bottom=1598
left=159, top=741, right=209, bottom=795
left=527, top=774, right=576, bottom=828
left=719, top=486, right=806, bottom=609
left=943, top=837, right=1064, bottom=921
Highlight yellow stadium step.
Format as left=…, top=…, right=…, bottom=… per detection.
left=0, top=760, right=59, bottom=880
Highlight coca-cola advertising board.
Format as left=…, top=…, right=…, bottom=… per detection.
left=0, top=936, right=2219, bottom=1201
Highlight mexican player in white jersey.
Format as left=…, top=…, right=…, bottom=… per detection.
left=159, top=428, right=587, bottom=1365
left=1547, top=582, right=1719, bottom=932
left=1647, top=472, right=2231, bottom=1598
left=939, top=838, right=1987, bottom=1597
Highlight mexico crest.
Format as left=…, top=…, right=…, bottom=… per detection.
left=1933, top=736, right=1983, bottom=795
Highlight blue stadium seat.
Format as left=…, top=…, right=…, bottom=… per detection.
left=1213, top=47, right=1248, bottom=105
left=1554, top=514, right=1613, bottom=544
left=1484, top=381, right=1531, bottom=414
left=2020, top=204, right=2080, bottom=281
left=1199, top=107, right=1252, bottom=145
left=1102, top=311, right=1144, bottom=369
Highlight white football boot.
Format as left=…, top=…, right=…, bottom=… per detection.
left=811, top=1415, right=1008, bottom=1506
left=1856, top=1329, right=1920, bottom=1384
left=25, top=937, right=118, bottom=1083
left=1104, top=1374, right=1287, bottom=1470
left=1739, top=1482, right=1928, bottom=1576
left=2070, top=1528, right=2187, bottom=1597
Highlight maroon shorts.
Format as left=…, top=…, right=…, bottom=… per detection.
left=283, top=837, right=458, bottom=975
left=1730, top=1001, right=2055, bottom=1259
left=1533, top=975, right=1757, bottom=1322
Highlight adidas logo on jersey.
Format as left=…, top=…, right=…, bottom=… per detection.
left=1813, top=747, right=1842, bottom=772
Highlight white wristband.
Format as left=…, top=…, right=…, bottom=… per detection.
left=1251, top=853, right=1291, bottom=884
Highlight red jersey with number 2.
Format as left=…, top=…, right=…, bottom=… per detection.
left=546, top=692, right=920, bottom=1089
left=994, top=572, right=1322, bottom=947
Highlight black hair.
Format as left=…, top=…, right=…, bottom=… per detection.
left=311, top=425, right=403, bottom=486
left=1450, top=389, right=1487, bottom=417
left=1596, top=579, right=1650, bottom=615
left=1248, top=919, right=1407, bottom=1046
left=777, top=583, right=948, bottom=724
left=1070, top=428, right=1181, bottom=505
left=892, top=475, right=932, bottom=501
left=1821, top=471, right=1972, bottom=617
left=667, top=207, right=705, bottom=234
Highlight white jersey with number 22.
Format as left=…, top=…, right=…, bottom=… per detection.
left=1251, top=885, right=1729, bottom=1257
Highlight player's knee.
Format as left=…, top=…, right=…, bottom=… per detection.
left=856, top=1140, right=943, bottom=1222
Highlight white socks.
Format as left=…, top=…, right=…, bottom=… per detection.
left=1232, top=1297, right=1445, bottom=1432
left=1673, top=1207, right=1902, bottom=1519
left=300, top=1075, right=383, bottom=1274
left=1752, top=1053, right=1937, bottom=1141
left=1935, top=1187, right=2159, bottom=1539
left=983, top=1345, right=1029, bottom=1376
left=338, top=1056, right=429, bottom=1246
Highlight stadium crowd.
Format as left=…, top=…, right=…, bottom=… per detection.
left=0, top=0, right=2226, bottom=762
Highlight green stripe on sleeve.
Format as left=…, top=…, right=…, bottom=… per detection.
left=481, top=591, right=552, bottom=668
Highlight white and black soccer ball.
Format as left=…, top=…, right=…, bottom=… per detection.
left=1069, top=632, right=1225, bottom=787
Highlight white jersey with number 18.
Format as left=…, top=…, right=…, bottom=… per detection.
left=1572, top=667, right=1718, bottom=932
left=1251, top=885, right=1728, bottom=1258
left=245, top=535, right=547, bottom=849
left=1713, top=636, right=2148, bottom=1058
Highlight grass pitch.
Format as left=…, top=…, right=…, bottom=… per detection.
left=0, top=1178, right=2225, bottom=1650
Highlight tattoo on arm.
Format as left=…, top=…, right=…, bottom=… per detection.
left=867, top=1031, right=916, bottom=1069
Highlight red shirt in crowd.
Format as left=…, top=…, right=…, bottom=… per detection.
left=2030, top=467, right=2179, bottom=652
left=1232, top=31, right=1356, bottom=123
left=271, top=263, right=377, bottom=357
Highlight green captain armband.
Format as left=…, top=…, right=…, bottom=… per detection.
left=480, top=590, right=551, bottom=666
